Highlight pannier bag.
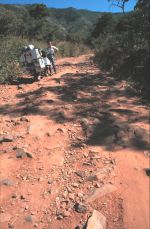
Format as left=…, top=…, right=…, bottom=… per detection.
left=20, top=45, right=41, bottom=64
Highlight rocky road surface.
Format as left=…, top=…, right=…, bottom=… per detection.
left=0, top=55, right=149, bottom=229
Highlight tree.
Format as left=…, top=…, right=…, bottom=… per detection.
left=29, top=4, right=48, bottom=19
left=91, top=13, right=113, bottom=38
left=108, top=0, right=129, bottom=13
left=135, top=0, right=150, bottom=11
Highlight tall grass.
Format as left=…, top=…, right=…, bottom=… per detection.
left=0, top=36, right=91, bottom=83
left=0, top=36, right=46, bottom=83
left=57, top=41, right=91, bottom=58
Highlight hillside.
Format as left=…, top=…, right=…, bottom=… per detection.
left=0, top=4, right=122, bottom=42
left=0, top=4, right=101, bottom=41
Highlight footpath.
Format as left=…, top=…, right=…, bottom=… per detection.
left=0, top=55, right=149, bottom=229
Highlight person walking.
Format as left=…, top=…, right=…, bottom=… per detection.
left=45, top=41, right=58, bottom=74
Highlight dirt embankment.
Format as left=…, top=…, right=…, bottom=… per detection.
left=0, top=55, right=149, bottom=229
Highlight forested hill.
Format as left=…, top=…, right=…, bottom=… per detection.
left=0, top=4, right=122, bottom=42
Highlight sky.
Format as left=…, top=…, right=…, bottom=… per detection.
left=0, top=0, right=137, bottom=12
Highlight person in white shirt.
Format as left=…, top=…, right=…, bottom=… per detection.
left=45, top=41, right=58, bottom=74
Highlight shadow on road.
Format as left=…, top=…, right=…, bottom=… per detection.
left=11, top=76, right=35, bottom=85
left=0, top=62, right=149, bottom=151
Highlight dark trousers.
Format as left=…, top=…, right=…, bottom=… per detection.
left=48, top=55, right=56, bottom=73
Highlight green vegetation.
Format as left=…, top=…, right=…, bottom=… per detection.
left=0, top=36, right=47, bottom=83
left=0, top=1, right=149, bottom=100
left=0, top=4, right=100, bottom=83
left=0, top=4, right=101, bottom=41
left=91, top=0, right=149, bottom=98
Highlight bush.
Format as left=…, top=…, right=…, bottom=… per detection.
left=116, top=48, right=150, bottom=96
left=0, top=36, right=91, bottom=83
left=58, top=41, right=91, bottom=57
left=93, top=34, right=124, bottom=70
left=0, top=36, right=46, bottom=83
left=91, top=3, right=149, bottom=98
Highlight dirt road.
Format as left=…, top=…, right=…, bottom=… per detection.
left=0, top=55, right=149, bottom=229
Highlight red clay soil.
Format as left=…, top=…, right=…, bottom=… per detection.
left=0, top=55, right=149, bottom=229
